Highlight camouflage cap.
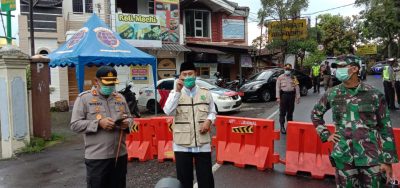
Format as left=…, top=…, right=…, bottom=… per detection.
left=332, top=55, right=360, bottom=68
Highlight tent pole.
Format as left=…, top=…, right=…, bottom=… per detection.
left=154, top=63, right=158, bottom=116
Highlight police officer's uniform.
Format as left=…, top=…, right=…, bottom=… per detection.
left=70, top=66, right=132, bottom=188
left=394, top=62, right=400, bottom=107
left=311, top=63, right=321, bottom=93
left=382, top=59, right=397, bottom=110
left=276, top=69, right=300, bottom=134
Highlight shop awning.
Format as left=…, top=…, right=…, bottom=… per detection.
left=186, top=46, right=226, bottom=54
left=142, top=43, right=191, bottom=52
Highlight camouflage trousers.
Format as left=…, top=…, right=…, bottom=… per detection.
left=335, top=164, right=383, bottom=188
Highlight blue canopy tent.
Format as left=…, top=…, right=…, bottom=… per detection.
left=49, top=14, right=159, bottom=113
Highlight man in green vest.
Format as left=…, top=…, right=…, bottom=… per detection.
left=311, top=62, right=321, bottom=93
left=382, top=58, right=397, bottom=110
left=163, top=61, right=216, bottom=188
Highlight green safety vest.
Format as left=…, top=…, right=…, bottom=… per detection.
left=312, top=65, right=320, bottom=77
left=383, top=66, right=390, bottom=81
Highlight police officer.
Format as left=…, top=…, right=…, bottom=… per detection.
left=383, top=58, right=397, bottom=110
left=70, top=66, right=133, bottom=188
left=311, top=60, right=398, bottom=187
left=322, top=61, right=332, bottom=91
left=311, top=62, right=321, bottom=93
left=276, top=64, right=300, bottom=134
left=393, top=59, right=400, bottom=108
left=163, top=61, right=216, bottom=188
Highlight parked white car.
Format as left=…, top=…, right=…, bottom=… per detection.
left=137, top=78, right=242, bottom=113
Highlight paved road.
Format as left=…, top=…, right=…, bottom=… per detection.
left=0, top=75, right=398, bottom=188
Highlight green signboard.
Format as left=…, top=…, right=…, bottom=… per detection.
left=1, top=0, right=16, bottom=12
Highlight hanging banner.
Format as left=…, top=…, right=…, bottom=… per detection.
left=116, top=13, right=162, bottom=48
left=268, top=19, right=308, bottom=41
left=222, top=19, right=245, bottom=39
left=130, top=65, right=150, bottom=84
left=241, top=54, right=252, bottom=67
left=154, top=0, right=180, bottom=43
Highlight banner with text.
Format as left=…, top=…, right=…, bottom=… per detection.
left=268, top=19, right=307, bottom=41
left=154, top=0, right=180, bottom=43
left=116, top=13, right=162, bottom=48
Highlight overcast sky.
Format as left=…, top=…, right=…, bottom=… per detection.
left=231, top=0, right=365, bottom=45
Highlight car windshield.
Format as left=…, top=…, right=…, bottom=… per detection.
left=249, top=70, right=274, bottom=81
left=196, top=79, right=219, bottom=90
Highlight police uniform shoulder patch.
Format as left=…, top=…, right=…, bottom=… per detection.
left=293, top=76, right=299, bottom=85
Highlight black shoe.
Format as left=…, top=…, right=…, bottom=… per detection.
left=280, top=126, right=286, bottom=134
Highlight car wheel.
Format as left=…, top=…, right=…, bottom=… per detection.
left=300, top=85, right=308, bottom=96
left=260, top=89, right=272, bottom=102
left=147, top=100, right=161, bottom=113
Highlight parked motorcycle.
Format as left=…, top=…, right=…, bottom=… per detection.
left=119, top=81, right=141, bottom=118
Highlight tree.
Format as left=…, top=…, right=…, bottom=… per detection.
left=252, top=34, right=268, bottom=49
left=317, top=14, right=358, bottom=56
left=258, top=0, right=309, bottom=65
left=356, top=0, right=400, bottom=57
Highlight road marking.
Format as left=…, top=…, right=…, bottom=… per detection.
left=193, top=108, right=280, bottom=188
left=267, top=108, right=279, bottom=119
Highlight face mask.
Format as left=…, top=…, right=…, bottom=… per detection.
left=100, top=85, right=115, bottom=95
left=284, top=70, right=291, bottom=75
left=335, top=68, right=350, bottom=81
left=183, top=76, right=196, bottom=88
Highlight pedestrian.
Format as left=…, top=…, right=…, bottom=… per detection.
left=383, top=58, right=398, bottom=110
left=70, top=66, right=133, bottom=188
left=276, top=64, right=300, bottom=134
left=393, top=59, right=400, bottom=108
left=163, top=61, right=216, bottom=188
left=322, top=61, right=332, bottom=91
left=311, top=60, right=398, bottom=187
left=311, top=62, right=321, bottom=93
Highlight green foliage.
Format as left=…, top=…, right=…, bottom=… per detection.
left=317, top=14, right=358, bottom=56
left=18, top=134, right=65, bottom=154
left=303, top=51, right=326, bottom=68
left=356, top=0, right=400, bottom=57
left=259, top=0, right=309, bottom=20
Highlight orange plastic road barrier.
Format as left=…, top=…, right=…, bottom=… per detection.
left=215, top=115, right=280, bottom=170
left=152, top=117, right=175, bottom=162
left=126, top=118, right=156, bottom=162
left=393, top=128, right=400, bottom=181
left=285, top=121, right=335, bottom=179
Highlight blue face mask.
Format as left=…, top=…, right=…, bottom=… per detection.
left=335, top=68, right=350, bottom=81
left=184, top=76, right=196, bottom=88
left=100, top=85, right=115, bottom=95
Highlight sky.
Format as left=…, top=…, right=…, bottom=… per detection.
left=231, top=0, right=365, bottom=45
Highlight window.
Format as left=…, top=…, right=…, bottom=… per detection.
left=196, top=67, right=210, bottom=78
left=73, top=0, right=93, bottom=13
left=185, top=10, right=210, bottom=37
left=149, top=0, right=154, bottom=14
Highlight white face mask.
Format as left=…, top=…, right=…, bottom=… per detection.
left=284, top=70, right=291, bottom=75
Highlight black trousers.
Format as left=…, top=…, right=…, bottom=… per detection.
left=85, top=155, right=127, bottom=188
left=175, top=152, right=214, bottom=188
left=396, top=81, right=400, bottom=105
left=383, top=81, right=396, bottom=109
left=313, top=76, right=320, bottom=92
left=279, top=92, right=295, bottom=127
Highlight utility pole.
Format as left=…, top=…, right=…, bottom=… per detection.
left=29, top=0, right=35, bottom=56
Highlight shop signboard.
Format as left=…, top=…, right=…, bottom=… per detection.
left=222, top=19, right=245, bottom=39
left=268, top=19, right=307, bottom=41
left=154, top=0, right=180, bottom=43
left=116, top=13, right=162, bottom=48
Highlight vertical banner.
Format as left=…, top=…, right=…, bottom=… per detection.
left=130, top=65, right=150, bottom=84
left=154, top=0, right=180, bottom=43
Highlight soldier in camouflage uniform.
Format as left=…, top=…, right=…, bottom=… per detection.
left=311, top=60, right=398, bottom=188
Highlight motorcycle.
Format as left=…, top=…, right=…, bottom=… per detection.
left=119, top=81, right=141, bottom=118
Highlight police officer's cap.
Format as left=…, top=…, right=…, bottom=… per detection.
left=96, top=66, right=119, bottom=85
